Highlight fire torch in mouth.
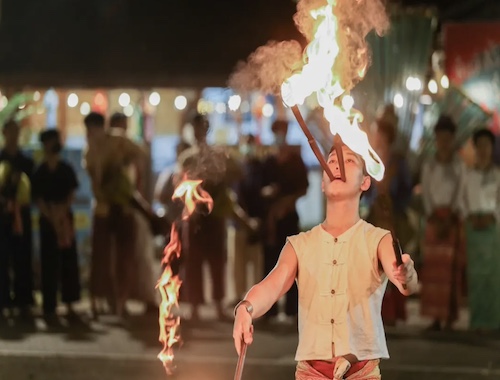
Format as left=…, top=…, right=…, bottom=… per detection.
left=280, top=0, right=405, bottom=284
left=281, top=0, right=385, bottom=184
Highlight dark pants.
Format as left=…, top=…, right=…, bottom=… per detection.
left=184, top=216, right=225, bottom=306
left=264, top=212, right=299, bottom=318
left=0, top=208, right=34, bottom=309
left=90, top=207, right=137, bottom=306
left=39, top=215, right=81, bottom=314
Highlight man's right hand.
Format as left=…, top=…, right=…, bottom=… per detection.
left=232, top=307, right=253, bottom=356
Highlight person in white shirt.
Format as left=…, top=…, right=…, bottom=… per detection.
left=233, top=144, right=418, bottom=380
left=463, top=128, right=500, bottom=332
left=420, top=115, right=466, bottom=331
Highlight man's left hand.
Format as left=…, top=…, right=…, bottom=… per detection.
left=392, top=254, right=415, bottom=285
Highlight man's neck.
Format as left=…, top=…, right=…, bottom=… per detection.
left=46, top=155, right=59, bottom=170
left=322, top=198, right=361, bottom=237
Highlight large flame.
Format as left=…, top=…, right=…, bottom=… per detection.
left=157, top=178, right=213, bottom=374
left=281, top=0, right=385, bottom=181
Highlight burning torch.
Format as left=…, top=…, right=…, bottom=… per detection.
left=280, top=0, right=405, bottom=274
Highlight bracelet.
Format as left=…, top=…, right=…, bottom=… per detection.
left=234, top=300, right=254, bottom=317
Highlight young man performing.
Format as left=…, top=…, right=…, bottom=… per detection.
left=233, top=144, right=419, bottom=380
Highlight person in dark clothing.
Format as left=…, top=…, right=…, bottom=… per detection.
left=261, top=120, right=309, bottom=319
left=0, top=120, right=34, bottom=315
left=31, top=129, right=81, bottom=320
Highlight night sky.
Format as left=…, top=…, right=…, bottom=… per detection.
left=0, top=0, right=496, bottom=87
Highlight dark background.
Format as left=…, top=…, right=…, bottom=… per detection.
left=0, top=0, right=498, bottom=87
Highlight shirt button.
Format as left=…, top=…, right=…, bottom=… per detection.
left=331, top=289, right=335, bottom=295
left=334, top=238, right=338, bottom=243
left=330, top=319, right=334, bottom=324
left=333, top=260, right=337, bottom=265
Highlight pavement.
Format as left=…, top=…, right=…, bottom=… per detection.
left=0, top=299, right=500, bottom=380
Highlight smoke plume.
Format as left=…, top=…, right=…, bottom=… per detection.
left=229, top=0, right=389, bottom=94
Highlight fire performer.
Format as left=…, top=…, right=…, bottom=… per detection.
left=233, top=142, right=419, bottom=379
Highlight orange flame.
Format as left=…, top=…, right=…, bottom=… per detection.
left=281, top=0, right=385, bottom=181
left=157, top=177, right=213, bottom=374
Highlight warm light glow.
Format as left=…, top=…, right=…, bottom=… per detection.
left=420, top=94, right=433, bottom=105
left=174, top=95, right=187, bottom=111
left=280, top=0, right=384, bottom=181
left=67, top=93, right=79, bottom=108
left=149, top=92, right=161, bottom=107
left=262, top=103, right=274, bottom=118
left=405, top=76, right=422, bottom=91
left=157, top=178, right=213, bottom=374
left=80, top=102, right=90, bottom=115
left=215, top=102, right=226, bottom=114
left=240, top=100, right=250, bottom=113
left=228, top=95, right=242, bottom=111
left=441, top=75, right=449, bottom=89
left=118, top=92, right=130, bottom=107
left=341, top=95, right=354, bottom=112
left=393, top=93, right=404, bottom=108
left=33, top=91, right=41, bottom=102
left=428, top=80, right=438, bottom=94
left=95, top=92, right=106, bottom=106
left=123, top=104, right=134, bottom=117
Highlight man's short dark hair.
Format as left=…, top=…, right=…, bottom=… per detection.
left=434, top=115, right=457, bottom=135
left=84, top=112, right=105, bottom=129
left=473, top=127, right=495, bottom=147
left=39, top=129, right=60, bottom=144
left=110, top=112, right=127, bottom=127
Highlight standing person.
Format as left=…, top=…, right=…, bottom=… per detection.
left=420, top=115, right=466, bottom=331
left=367, top=118, right=413, bottom=326
left=179, top=113, right=241, bottom=321
left=229, top=134, right=265, bottom=303
left=108, top=112, right=158, bottom=315
left=233, top=144, right=419, bottom=380
left=31, top=130, right=80, bottom=322
left=260, top=120, right=309, bottom=320
left=463, top=128, right=500, bottom=332
left=83, top=112, right=145, bottom=318
left=0, top=120, right=34, bottom=316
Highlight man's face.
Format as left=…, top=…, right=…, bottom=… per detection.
left=435, top=130, right=454, bottom=156
left=112, top=118, right=127, bottom=131
left=2, top=123, right=20, bottom=147
left=322, top=145, right=371, bottom=200
left=476, top=136, right=493, bottom=164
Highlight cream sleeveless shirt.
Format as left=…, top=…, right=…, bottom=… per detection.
left=287, top=220, right=390, bottom=361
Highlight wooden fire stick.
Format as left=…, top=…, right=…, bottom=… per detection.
left=333, top=134, right=346, bottom=182
left=233, top=341, right=248, bottom=380
left=291, top=105, right=335, bottom=182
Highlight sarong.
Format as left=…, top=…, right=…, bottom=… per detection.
left=420, top=208, right=465, bottom=322
left=466, top=219, right=500, bottom=330
left=296, top=358, right=381, bottom=380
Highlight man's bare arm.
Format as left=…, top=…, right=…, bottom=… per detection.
left=233, top=242, right=298, bottom=354
left=240, top=241, right=298, bottom=318
left=378, top=234, right=418, bottom=296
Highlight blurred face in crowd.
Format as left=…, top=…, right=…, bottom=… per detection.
left=85, top=124, right=104, bottom=143
left=475, top=135, right=493, bottom=166
left=2, top=121, right=20, bottom=149
left=434, top=130, right=455, bottom=157
left=42, top=137, right=63, bottom=158
left=111, top=117, right=127, bottom=131
left=239, top=135, right=257, bottom=157
left=192, top=116, right=209, bottom=144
